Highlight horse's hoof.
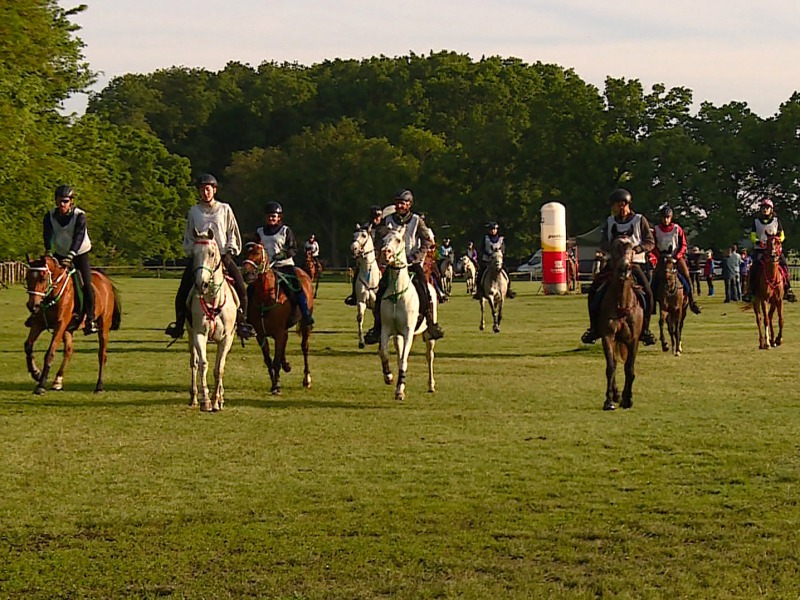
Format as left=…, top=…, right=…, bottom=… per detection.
left=282, top=362, right=292, bottom=373
left=94, top=386, right=104, bottom=394
left=200, top=401, right=213, bottom=412
left=479, top=325, right=485, bottom=331
left=188, top=398, right=198, bottom=407
left=493, top=327, right=500, bottom=334
left=383, top=374, right=393, bottom=385
left=621, top=399, right=633, bottom=409
left=51, top=382, right=63, bottom=391
left=303, top=376, right=312, bottom=388
left=358, top=342, right=365, bottom=349
left=34, top=386, right=46, bottom=396
left=603, top=401, right=616, bottom=411
left=395, top=392, right=405, bottom=401
left=428, top=387, right=435, bottom=394
left=271, top=388, right=281, bottom=396
left=661, top=345, right=669, bottom=352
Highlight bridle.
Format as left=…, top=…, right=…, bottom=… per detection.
left=27, top=260, right=70, bottom=308
left=243, top=242, right=269, bottom=276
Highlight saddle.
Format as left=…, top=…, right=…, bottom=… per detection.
left=592, top=274, right=647, bottom=316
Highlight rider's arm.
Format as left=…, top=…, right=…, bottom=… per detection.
left=675, top=225, right=688, bottom=259
left=68, top=211, right=88, bottom=258
left=778, top=218, right=786, bottom=242
left=224, top=205, right=243, bottom=256
left=182, top=208, right=196, bottom=256
left=284, top=227, right=298, bottom=260
left=637, top=216, right=655, bottom=253
left=43, top=212, right=53, bottom=254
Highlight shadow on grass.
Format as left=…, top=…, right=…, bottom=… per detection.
left=316, top=346, right=596, bottom=359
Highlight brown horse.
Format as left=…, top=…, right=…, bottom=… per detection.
left=302, top=250, right=322, bottom=298
left=24, top=255, right=121, bottom=395
left=242, top=243, right=314, bottom=395
left=566, top=254, right=578, bottom=291
left=597, top=237, right=644, bottom=410
left=654, top=253, right=688, bottom=356
left=749, top=235, right=784, bottom=349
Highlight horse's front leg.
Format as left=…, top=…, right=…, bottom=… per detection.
left=658, top=309, right=669, bottom=352
left=257, top=334, right=277, bottom=392
left=601, top=336, right=618, bottom=410
left=767, top=303, right=777, bottom=347
left=192, top=332, right=212, bottom=411
left=378, top=329, right=393, bottom=386
left=479, top=298, right=486, bottom=330
left=270, top=329, right=289, bottom=395
left=620, top=343, right=637, bottom=409
left=394, top=329, right=412, bottom=401
left=212, top=328, right=236, bottom=411
left=34, top=322, right=69, bottom=395
left=775, top=301, right=784, bottom=346
left=356, top=301, right=366, bottom=349
left=52, top=331, right=74, bottom=391
left=754, top=303, right=768, bottom=349
left=493, top=296, right=503, bottom=334
left=300, top=322, right=312, bottom=389
left=188, top=335, right=199, bottom=407
left=25, top=321, right=46, bottom=383
left=426, top=338, right=436, bottom=394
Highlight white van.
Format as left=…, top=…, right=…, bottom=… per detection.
left=517, top=250, right=543, bottom=278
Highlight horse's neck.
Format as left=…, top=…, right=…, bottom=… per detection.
left=610, top=275, right=637, bottom=308
left=387, top=265, right=412, bottom=298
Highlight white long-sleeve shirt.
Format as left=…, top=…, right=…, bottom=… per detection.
left=182, top=200, right=242, bottom=257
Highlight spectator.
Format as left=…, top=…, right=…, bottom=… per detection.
left=722, top=246, right=742, bottom=302
left=687, top=246, right=703, bottom=296
left=704, top=250, right=715, bottom=296
left=739, top=248, right=752, bottom=299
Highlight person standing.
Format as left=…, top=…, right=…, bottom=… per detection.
left=703, top=250, right=715, bottom=297
left=687, top=246, right=703, bottom=296
left=43, top=185, right=98, bottom=334
left=165, top=174, right=255, bottom=340
left=739, top=248, right=752, bottom=299
left=722, top=246, right=742, bottom=302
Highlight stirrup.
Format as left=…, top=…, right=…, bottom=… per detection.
left=301, top=313, right=315, bottom=327
left=344, top=295, right=357, bottom=306
left=237, top=322, right=256, bottom=340
left=83, top=319, right=99, bottom=335
left=581, top=329, right=597, bottom=344
left=641, top=330, right=657, bottom=346
left=427, top=323, right=444, bottom=340
left=165, top=322, right=184, bottom=339
left=786, top=289, right=797, bottom=303
left=364, top=327, right=381, bottom=345
left=690, top=302, right=702, bottom=315
left=506, top=289, right=516, bottom=299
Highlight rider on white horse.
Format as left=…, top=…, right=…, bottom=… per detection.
left=256, top=201, right=315, bottom=327
left=473, top=222, right=516, bottom=300
left=165, top=174, right=255, bottom=341
left=345, top=205, right=384, bottom=306
left=581, top=188, right=657, bottom=346
left=364, top=189, right=445, bottom=345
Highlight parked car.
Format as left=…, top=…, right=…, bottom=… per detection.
left=517, top=250, right=543, bottom=278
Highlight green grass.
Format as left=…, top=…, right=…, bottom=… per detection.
left=1, top=278, right=799, bottom=598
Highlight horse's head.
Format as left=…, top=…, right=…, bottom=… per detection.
left=609, top=236, right=635, bottom=280
left=489, top=248, right=504, bottom=272
left=766, top=235, right=782, bottom=261
left=192, top=229, right=221, bottom=294
left=242, top=241, right=267, bottom=284
left=380, top=227, right=407, bottom=269
left=25, top=255, right=59, bottom=314
left=351, top=226, right=374, bottom=260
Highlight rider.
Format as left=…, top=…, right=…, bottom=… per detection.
left=651, top=205, right=702, bottom=314
left=304, top=233, right=321, bottom=269
left=255, top=201, right=315, bottom=326
left=581, top=188, right=657, bottom=346
left=344, top=204, right=384, bottom=306
left=43, top=184, right=98, bottom=335
left=439, top=238, right=454, bottom=262
left=747, top=198, right=797, bottom=302
left=363, top=189, right=445, bottom=344
left=473, top=222, right=516, bottom=300
left=165, top=174, right=255, bottom=340
left=465, top=241, right=479, bottom=267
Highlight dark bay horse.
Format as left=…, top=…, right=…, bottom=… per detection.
left=748, top=235, right=784, bottom=349
left=597, top=237, right=644, bottom=410
left=654, top=253, right=688, bottom=356
left=242, top=243, right=314, bottom=395
left=24, top=255, right=121, bottom=395
left=302, top=250, right=322, bottom=299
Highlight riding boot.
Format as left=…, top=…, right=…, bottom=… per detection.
left=166, top=263, right=193, bottom=338
left=344, top=266, right=359, bottom=305
left=505, top=274, right=516, bottom=299
left=641, top=310, right=657, bottom=346
left=426, top=302, right=444, bottom=340
left=473, top=265, right=486, bottom=300
left=364, top=277, right=388, bottom=345
left=785, top=280, right=797, bottom=302
left=296, top=290, right=315, bottom=327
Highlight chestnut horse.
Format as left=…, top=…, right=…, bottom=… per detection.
left=242, top=243, right=314, bottom=394
left=748, top=235, right=784, bottom=349
left=302, top=250, right=322, bottom=298
left=597, top=237, right=644, bottom=410
left=654, top=253, right=688, bottom=356
left=24, top=255, right=121, bottom=395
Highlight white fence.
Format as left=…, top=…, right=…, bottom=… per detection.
left=0, top=262, right=26, bottom=287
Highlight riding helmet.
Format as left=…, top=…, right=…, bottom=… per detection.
left=195, top=173, right=218, bottom=187
left=369, top=205, right=383, bottom=219
left=609, top=188, right=632, bottom=205
left=265, top=201, right=283, bottom=215
left=659, top=205, right=674, bottom=218
left=761, top=198, right=774, bottom=209
left=487, top=221, right=499, bottom=230
left=54, top=184, right=75, bottom=199
left=394, top=189, right=414, bottom=203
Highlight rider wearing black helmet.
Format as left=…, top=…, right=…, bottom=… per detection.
left=363, top=189, right=444, bottom=344
left=473, top=221, right=516, bottom=300
left=165, top=174, right=256, bottom=340
left=255, top=201, right=315, bottom=326
left=581, top=188, right=657, bottom=346
left=344, top=205, right=385, bottom=306
left=652, top=204, right=701, bottom=314
left=42, top=184, right=98, bottom=334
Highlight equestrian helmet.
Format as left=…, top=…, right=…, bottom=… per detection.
left=760, top=198, right=774, bottom=209
left=660, top=205, right=674, bottom=218
left=487, top=221, right=499, bottom=230
left=54, top=184, right=75, bottom=199
left=195, top=173, right=218, bottom=187
left=265, top=201, right=283, bottom=215
left=394, top=189, right=414, bottom=203
left=609, top=188, right=632, bottom=205
left=369, top=205, right=383, bottom=219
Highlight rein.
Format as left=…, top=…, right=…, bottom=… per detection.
left=193, top=240, right=227, bottom=335
left=27, top=263, right=74, bottom=329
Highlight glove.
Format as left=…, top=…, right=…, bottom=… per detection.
left=60, top=256, right=73, bottom=269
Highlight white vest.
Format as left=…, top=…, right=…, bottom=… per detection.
left=482, top=235, right=504, bottom=259
left=654, top=224, right=681, bottom=254
left=257, top=225, right=294, bottom=267
left=49, top=208, right=91, bottom=256
left=606, top=214, right=645, bottom=263
left=385, top=213, right=426, bottom=263
left=753, top=217, right=780, bottom=243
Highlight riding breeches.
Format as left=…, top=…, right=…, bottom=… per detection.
left=57, top=252, right=95, bottom=320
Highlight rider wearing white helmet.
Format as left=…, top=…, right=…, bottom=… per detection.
left=747, top=198, right=796, bottom=302
left=473, top=221, right=516, bottom=300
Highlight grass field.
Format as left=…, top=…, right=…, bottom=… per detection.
left=1, top=277, right=799, bottom=598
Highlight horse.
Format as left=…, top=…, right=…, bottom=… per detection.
left=186, top=229, right=238, bottom=411
left=241, top=242, right=314, bottom=394
left=597, top=236, right=644, bottom=410
left=479, top=249, right=508, bottom=333
left=376, top=227, right=436, bottom=401
left=456, top=255, right=477, bottom=295
left=24, top=255, right=121, bottom=395
left=350, top=226, right=381, bottom=349
left=653, top=252, right=688, bottom=356
left=439, top=255, right=454, bottom=297
left=566, top=254, right=578, bottom=292
left=748, top=234, right=784, bottom=349
left=302, top=249, right=322, bottom=298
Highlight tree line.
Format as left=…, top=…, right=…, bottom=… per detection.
left=5, top=1, right=800, bottom=266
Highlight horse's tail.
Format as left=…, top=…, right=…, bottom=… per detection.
left=111, top=283, right=122, bottom=330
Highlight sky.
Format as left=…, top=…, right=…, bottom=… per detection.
left=64, top=0, right=800, bottom=118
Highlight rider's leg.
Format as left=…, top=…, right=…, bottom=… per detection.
left=632, top=264, right=657, bottom=345
left=677, top=258, right=701, bottom=313
left=411, top=264, right=444, bottom=340
left=288, top=266, right=315, bottom=326
left=166, top=262, right=194, bottom=338
left=345, top=265, right=360, bottom=305
left=503, top=268, right=516, bottom=298
left=473, top=263, right=486, bottom=299
left=222, top=254, right=256, bottom=338
left=364, top=271, right=389, bottom=345
left=74, top=253, right=98, bottom=333
left=581, top=277, right=602, bottom=344
left=779, top=254, right=797, bottom=301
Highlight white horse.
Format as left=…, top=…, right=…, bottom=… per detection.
left=350, top=226, right=381, bottom=349
left=439, top=255, right=454, bottom=297
left=187, top=229, right=238, bottom=412
left=456, top=255, right=477, bottom=295
left=479, top=249, right=508, bottom=333
left=377, top=227, right=436, bottom=401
